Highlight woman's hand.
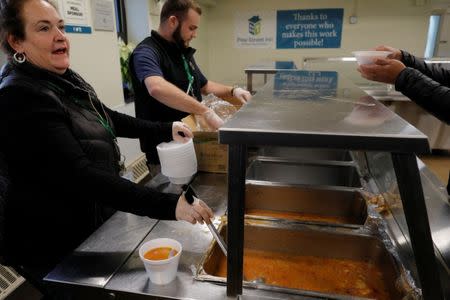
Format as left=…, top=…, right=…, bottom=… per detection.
left=172, top=121, right=193, bottom=142
left=175, top=193, right=214, bottom=224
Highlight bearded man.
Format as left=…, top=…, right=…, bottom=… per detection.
left=129, top=0, right=251, bottom=171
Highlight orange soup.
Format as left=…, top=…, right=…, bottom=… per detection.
left=214, top=249, right=391, bottom=300
left=144, top=247, right=178, bottom=260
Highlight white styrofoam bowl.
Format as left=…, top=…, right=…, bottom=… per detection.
left=352, top=51, right=392, bottom=65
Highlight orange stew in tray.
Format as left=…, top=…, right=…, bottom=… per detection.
left=214, top=249, right=391, bottom=300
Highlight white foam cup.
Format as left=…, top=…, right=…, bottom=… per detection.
left=139, top=238, right=182, bottom=285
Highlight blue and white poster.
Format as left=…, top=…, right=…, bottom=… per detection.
left=56, top=0, right=92, bottom=34
left=276, top=9, right=343, bottom=49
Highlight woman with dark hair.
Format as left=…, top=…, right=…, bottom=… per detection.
left=0, top=0, right=213, bottom=298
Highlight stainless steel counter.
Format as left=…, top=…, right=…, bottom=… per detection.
left=44, top=173, right=313, bottom=299
left=219, top=71, right=443, bottom=299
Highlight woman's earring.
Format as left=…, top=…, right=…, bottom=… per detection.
left=13, top=52, right=26, bottom=63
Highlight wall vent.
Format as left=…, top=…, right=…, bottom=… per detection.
left=0, top=265, right=24, bottom=299
left=127, top=154, right=149, bottom=183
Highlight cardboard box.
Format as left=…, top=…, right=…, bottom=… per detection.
left=182, top=96, right=243, bottom=173
left=182, top=114, right=229, bottom=173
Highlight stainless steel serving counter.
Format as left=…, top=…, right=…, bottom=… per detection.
left=220, top=70, right=444, bottom=299
left=45, top=173, right=314, bottom=300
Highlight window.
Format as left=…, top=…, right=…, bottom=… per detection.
left=424, top=15, right=441, bottom=58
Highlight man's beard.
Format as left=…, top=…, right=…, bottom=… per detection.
left=173, top=24, right=187, bottom=49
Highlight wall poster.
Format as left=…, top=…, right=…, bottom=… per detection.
left=277, top=8, right=343, bottom=49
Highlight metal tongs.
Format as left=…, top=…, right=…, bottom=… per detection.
left=183, top=184, right=228, bottom=257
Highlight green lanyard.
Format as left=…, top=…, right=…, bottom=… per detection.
left=73, top=96, right=116, bottom=140
left=181, top=55, right=194, bottom=95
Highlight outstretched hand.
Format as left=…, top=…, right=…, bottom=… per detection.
left=358, top=58, right=406, bottom=84
left=374, top=45, right=402, bottom=61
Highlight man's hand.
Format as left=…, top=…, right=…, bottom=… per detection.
left=175, top=193, right=214, bottom=224
left=172, top=121, right=193, bottom=142
left=358, top=58, right=406, bottom=84
left=233, top=87, right=252, bottom=103
left=374, top=45, right=402, bottom=61
left=200, top=108, right=224, bottom=130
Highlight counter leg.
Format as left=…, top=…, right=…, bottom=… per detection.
left=246, top=72, right=253, bottom=94
left=226, top=144, right=247, bottom=297
left=391, top=153, right=444, bottom=300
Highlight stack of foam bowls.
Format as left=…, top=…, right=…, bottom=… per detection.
left=156, top=139, right=197, bottom=184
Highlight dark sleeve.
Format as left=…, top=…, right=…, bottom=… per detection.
left=401, top=50, right=450, bottom=87
left=2, top=87, right=179, bottom=219
left=395, top=67, right=450, bottom=124
left=104, top=106, right=173, bottom=144
left=132, top=45, right=164, bottom=84
left=192, top=57, right=208, bottom=88
left=0, top=152, right=8, bottom=198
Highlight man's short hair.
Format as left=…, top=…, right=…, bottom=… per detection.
left=160, top=0, right=201, bottom=24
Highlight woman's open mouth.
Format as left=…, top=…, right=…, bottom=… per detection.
left=52, top=47, right=67, bottom=55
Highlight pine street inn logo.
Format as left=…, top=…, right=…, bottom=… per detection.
left=236, top=12, right=275, bottom=48
left=248, top=15, right=261, bottom=35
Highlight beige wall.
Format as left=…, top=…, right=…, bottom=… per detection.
left=199, top=0, right=432, bottom=86
left=190, top=5, right=210, bottom=74
left=57, top=0, right=124, bottom=108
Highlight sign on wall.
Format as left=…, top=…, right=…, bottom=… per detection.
left=234, top=8, right=343, bottom=49
left=92, top=0, right=115, bottom=31
left=235, top=11, right=276, bottom=48
left=276, top=9, right=343, bottom=49
left=59, top=0, right=92, bottom=34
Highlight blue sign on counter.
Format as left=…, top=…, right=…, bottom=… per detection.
left=65, top=25, right=92, bottom=34
left=273, top=70, right=338, bottom=100
left=275, top=61, right=297, bottom=70
left=277, top=9, right=343, bottom=49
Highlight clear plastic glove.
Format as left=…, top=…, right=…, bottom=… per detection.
left=233, top=87, right=252, bottom=103
left=202, top=108, right=224, bottom=130
left=175, top=193, right=214, bottom=224
left=172, top=121, right=193, bottom=142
